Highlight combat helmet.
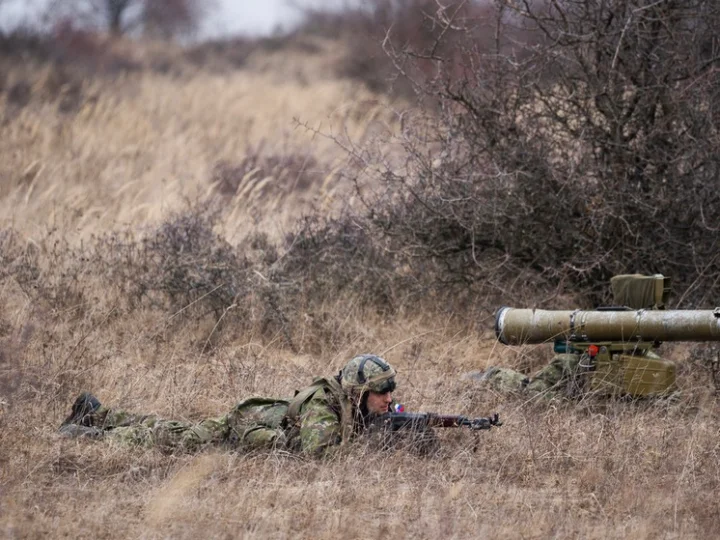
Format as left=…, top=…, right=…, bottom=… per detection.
left=340, top=354, right=397, bottom=396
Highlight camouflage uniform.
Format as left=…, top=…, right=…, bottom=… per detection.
left=481, top=353, right=585, bottom=397
left=60, top=354, right=399, bottom=456
left=482, top=349, right=669, bottom=398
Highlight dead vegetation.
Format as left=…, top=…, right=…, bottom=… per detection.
left=319, top=0, right=720, bottom=308
left=1, top=2, right=720, bottom=538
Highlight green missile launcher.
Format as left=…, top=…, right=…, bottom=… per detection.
left=494, top=275, right=720, bottom=397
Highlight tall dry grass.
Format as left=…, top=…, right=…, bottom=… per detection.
left=1, top=35, right=719, bottom=540
left=0, top=36, right=398, bottom=244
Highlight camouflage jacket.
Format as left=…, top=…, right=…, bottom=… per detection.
left=63, top=377, right=361, bottom=456
left=284, top=376, right=356, bottom=455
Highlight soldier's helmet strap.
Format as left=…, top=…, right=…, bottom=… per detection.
left=357, top=355, right=390, bottom=384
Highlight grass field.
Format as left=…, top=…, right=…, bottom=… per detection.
left=1, top=35, right=719, bottom=539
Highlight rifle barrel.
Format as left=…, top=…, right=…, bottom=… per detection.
left=379, top=412, right=501, bottom=430
left=429, top=414, right=501, bottom=429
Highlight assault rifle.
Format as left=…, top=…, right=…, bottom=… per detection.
left=372, top=411, right=502, bottom=432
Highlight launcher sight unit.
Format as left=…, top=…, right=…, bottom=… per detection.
left=494, top=275, right=720, bottom=397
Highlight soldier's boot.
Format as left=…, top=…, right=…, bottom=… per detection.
left=61, top=392, right=102, bottom=427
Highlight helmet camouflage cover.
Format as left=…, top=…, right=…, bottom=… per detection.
left=341, top=354, right=397, bottom=395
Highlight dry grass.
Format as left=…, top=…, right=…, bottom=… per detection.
left=1, top=36, right=719, bottom=540
left=2, top=323, right=719, bottom=539
left=0, top=37, right=398, bottom=244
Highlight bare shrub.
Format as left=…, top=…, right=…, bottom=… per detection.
left=0, top=28, right=54, bottom=60
left=0, top=207, right=396, bottom=355
left=278, top=216, right=403, bottom=313
left=0, top=209, right=251, bottom=335
left=339, top=0, right=720, bottom=307
left=0, top=23, right=141, bottom=76
left=5, top=78, right=31, bottom=107
left=298, top=0, right=460, bottom=95
left=183, top=34, right=322, bottom=72
left=142, top=0, right=214, bottom=40
left=44, top=0, right=213, bottom=39
left=109, top=208, right=249, bottom=316
left=299, top=0, right=533, bottom=96
left=0, top=228, right=92, bottom=316
left=182, top=36, right=255, bottom=69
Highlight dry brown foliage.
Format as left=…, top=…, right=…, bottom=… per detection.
left=326, top=0, right=720, bottom=309
left=1, top=15, right=720, bottom=539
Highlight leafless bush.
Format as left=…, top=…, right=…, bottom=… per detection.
left=183, top=34, right=322, bottom=72
left=112, top=209, right=250, bottom=316
left=142, top=0, right=214, bottom=40
left=278, top=216, right=404, bottom=313
left=0, top=24, right=143, bottom=80
left=183, top=36, right=255, bottom=69
left=0, top=210, right=252, bottom=333
left=0, top=228, right=94, bottom=316
left=0, top=207, right=400, bottom=354
left=341, top=0, right=720, bottom=307
left=298, top=0, right=456, bottom=95
left=44, top=0, right=213, bottom=39
left=299, top=0, right=534, bottom=96
left=0, top=28, right=54, bottom=60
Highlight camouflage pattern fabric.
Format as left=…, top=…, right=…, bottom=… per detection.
left=481, top=367, right=530, bottom=393
left=86, top=406, right=253, bottom=452
left=526, top=353, right=585, bottom=395
left=226, top=397, right=290, bottom=449
left=286, top=387, right=343, bottom=455
left=483, top=353, right=584, bottom=397
left=75, top=385, right=349, bottom=455
left=60, top=356, right=436, bottom=455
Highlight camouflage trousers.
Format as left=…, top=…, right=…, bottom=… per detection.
left=86, top=398, right=290, bottom=452
left=483, top=354, right=586, bottom=397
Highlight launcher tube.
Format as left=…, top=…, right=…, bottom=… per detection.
left=495, top=307, right=720, bottom=345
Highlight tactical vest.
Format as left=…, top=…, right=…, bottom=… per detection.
left=285, top=376, right=355, bottom=445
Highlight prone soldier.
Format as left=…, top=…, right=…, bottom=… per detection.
left=60, top=354, right=500, bottom=455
